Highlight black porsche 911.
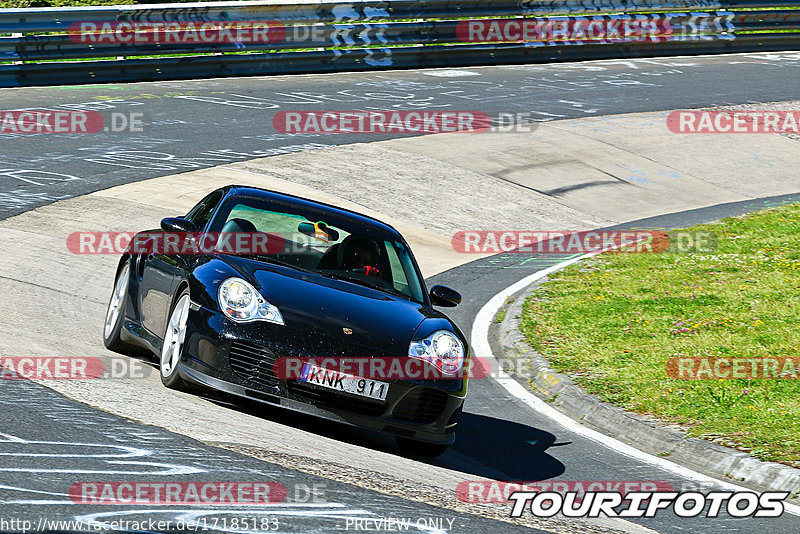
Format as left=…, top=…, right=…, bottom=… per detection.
left=102, top=185, right=469, bottom=456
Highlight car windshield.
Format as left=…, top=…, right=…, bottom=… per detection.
left=208, top=194, right=425, bottom=303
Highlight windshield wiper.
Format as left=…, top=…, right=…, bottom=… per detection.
left=241, top=256, right=413, bottom=300
left=321, top=272, right=411, bottom=300
left=240, top=254, right=311, bottom=273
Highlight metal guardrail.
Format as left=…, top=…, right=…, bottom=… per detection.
left=1, top=0, right=799, bottom=87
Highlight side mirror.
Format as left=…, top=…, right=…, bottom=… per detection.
left=161, top=217, right=197, bottom=233
left=430, top=285, right=461, bottom=307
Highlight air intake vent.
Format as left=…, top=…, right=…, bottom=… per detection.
left=228, top=341, right=279, bottom=390
left=392, top=388, right=449, bottom=423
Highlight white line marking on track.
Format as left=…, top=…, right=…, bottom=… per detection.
left=471, top=251, right=800, bottom=517
left=0, top=460, right=204, bottom=476
left=0, top=485, right=71, bottom=497
left=0, top=440, right=151, bottom=458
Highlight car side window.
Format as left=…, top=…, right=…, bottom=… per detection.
left=384, top=241, right=410, bottom=295
left=185, top=190, right=224, bottom=230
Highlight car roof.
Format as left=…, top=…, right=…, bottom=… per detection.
left=222, top=185, right=402, bottom=236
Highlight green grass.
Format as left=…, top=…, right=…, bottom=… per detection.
left=520, top=203, right=800, bottom=466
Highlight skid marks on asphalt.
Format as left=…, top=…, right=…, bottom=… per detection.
left=0, top=381, right=486, bottom=533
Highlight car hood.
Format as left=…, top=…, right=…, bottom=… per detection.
left=240, top=262, right=431, bottom=355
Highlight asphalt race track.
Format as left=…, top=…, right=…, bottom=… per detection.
left=2, top=51, right=800, bottom=533
left=3, top=51, right=800, bottom=220
left=0, top=380, right=538, bottom=533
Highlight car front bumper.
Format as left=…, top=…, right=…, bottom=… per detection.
left=178, top=305, right=467, bottom=445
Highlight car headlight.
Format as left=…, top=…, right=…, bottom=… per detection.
left=218, top=277, right=284, bottom=325
left=408, top=330, right=465, bottom=375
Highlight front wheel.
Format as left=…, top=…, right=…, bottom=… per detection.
left=160, top=289, right=192, bottom=390
left=396, top=437, right=449, bottom=458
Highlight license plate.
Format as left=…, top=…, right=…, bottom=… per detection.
left=299, top=363, right=389, bottom=401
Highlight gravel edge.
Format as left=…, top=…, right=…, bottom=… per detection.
left=214, top=444, right=628, bottom=534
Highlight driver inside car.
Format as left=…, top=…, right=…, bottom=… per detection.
left=341, top=237, right=383, bottom=278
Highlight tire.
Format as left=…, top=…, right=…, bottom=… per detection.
left=396, top=437, right=450, bottom=458
left=160, top=288, right=192, bottom=390
left=103, top=262, right=137, bottom=354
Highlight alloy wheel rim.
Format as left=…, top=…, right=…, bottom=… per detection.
left=104, top=264, right=129, bottom=339
left=161, top=294, right=190, bottom=378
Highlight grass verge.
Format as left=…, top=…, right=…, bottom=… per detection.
left=520, top=203, right=800, bottom=466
